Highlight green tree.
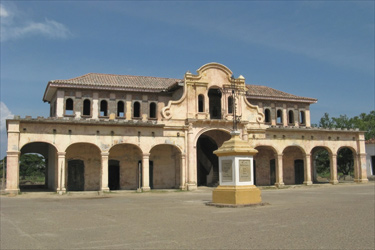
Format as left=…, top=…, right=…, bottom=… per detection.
left=19, top=154, right=45, bottom=180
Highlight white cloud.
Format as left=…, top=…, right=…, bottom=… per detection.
left=0, top=102, right=14, bottom=132
left=0, top=4, right=72, bottom=42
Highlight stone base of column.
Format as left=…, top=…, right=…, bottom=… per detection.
left=186, top=183, right=197, bottom=191
left=303, top=181, right=313, bottom=186
left=330, top=180, right=339, bottom=185
left=354, top=178, right=368, bottom=184
left=179, top=185, right=187, bottom=190
left=275, top=182, right=285, bottom=188
left=5, top=188, right=20, bottom=195
left=142, top=187, right=151, bottom=192
left=101, top=187, right=110, bottom=193
left=211, top=185, right=262, bottom=206
left=57, top=188, right=66, bottom=195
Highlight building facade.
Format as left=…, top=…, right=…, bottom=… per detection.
left=365, top=139, right=375, bottom=177
left=6, top=63, right=368, bottom=194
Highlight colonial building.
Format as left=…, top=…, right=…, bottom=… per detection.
left=5, top=63, right=368, bottom=194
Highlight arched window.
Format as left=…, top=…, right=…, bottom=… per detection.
left=288, top=110, right=294, bottom=124
left=117, top=101, right=125, bottom=117
left=198, top=95, right=204, bottom=113
left=228, top=96, right=233, bottom=114
left=300, top=111, right=306, bottom=125
left=276, top=109, right=283, bottom=124
left=264, top=109, right=271, bottom=123
left=133, top=101, right=141, bottom=118
left=65, top=98, right=74, bottom=115
left=208, top=88, right=222, bottom=119
left=149, top=102, right=157, bottom=119
left=83, top=99, right=91, bottom=116
left=100, top=100, right=108, bottom=117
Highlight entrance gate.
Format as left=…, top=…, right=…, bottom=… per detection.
left=67, top=160, right=85, bottom=191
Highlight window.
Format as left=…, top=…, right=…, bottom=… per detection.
left=133, top=101, right=141, bottom=118
left=100, top=100, right=108, bottom=117
left=264, top=109, right=271, bottom=123
left=65, top=98, right=74, bottom=115
left=300, top=111, right=306, bottom=125
left=276, top=109, right=283, bottom=124
left=117, top=101, right=125, bottom=117
left=208, top=88, right=222, bottom=119
left=149, top=102, right=157, bottom=119
left=83, top=99, right=91, bottom=116
left=228, top=96, right=233, bottom=114
left=288, top=110, right=294, bottom=124
left=198, top=95, right=204, bottom=113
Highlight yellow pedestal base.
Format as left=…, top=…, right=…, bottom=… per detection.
left=212, top=185, right=262, bottom=205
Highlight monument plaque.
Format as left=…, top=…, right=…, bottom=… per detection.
left=239, top=159, right=251, bottom=182
left=221, top=160, right=233, bottom=182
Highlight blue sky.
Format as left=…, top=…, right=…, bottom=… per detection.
left=1, top=1, right=374, bottom=158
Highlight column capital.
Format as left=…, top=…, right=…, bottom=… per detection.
left=6, top=151, right=20, bottom=156
left=142, top=153, right=150, bottom=158
left=57, top=152, right=66, bottom=157
left=101, top=152, right=110, bottom=157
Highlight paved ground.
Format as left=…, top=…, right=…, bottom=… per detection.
left=1, top=183, right=374, bottom=250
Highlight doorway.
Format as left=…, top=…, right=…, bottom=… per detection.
left=67, top=160, right=85, bottom=191
left=294, top=159, right=304, bottom=184
left=108, top=160, right=120, bottom=190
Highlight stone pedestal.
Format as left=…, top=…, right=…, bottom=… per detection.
left=211, top=131, right=262, bottom=206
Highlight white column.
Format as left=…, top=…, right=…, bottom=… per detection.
left=57, top=152, right=66, bottom=194
left=330, top=153, right=339, bottom=184
left=142, top=153, right=150, bottom=191
left=303, top=153, right=313, bottom=185
left=187, top=125, right=197, bottom=190
left=101, top=152, right=109, bottom=192
left=180, top=154, right=186, bottom=190
left=275, top=154, right=285, bottom=187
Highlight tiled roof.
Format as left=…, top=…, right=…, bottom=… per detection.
left=246, top=85, right=317, bottom=103
left=50, top=73, right=182, bottom=91
left=366, top=138, right=375, bottom=144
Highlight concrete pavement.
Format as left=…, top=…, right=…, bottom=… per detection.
left=1, top=183, right=374, bottom=249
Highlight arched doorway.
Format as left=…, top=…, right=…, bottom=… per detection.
left=311, top=147, right=331, bottom=183
left=109, top=144, right=142, bottom=190
left=196, top=130, right=231, bottom=186
left=65, top=143, right=101, bottom=191
left=149, top=144, right=181, bottom=189
left=208, top=88, right=222, bottom=119
left=254, top=146, right=277, bottom=186
left=19, top=142, right=57, bottom=192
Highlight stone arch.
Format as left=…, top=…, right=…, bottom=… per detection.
left=196, top=62, right=233, bottom=77
left=65, top=143, right=101, bottom=191
left=195, top=129, right=231, bottom=186
left=254, top=145, right=278, bottom=186
left=149, top=144, right=182, bottom=189
left=282, top=146, right=306, bottom=185
left=311, top=146, right=332, bottom=183
left=19, top=142, right=58, bottom=191
left=109, top=143, right=143, bottom=190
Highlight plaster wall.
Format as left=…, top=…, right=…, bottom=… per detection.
left=366, top=143, right=375, bottom=176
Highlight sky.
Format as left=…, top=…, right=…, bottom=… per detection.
left=0, top=1, right=374, bottom=158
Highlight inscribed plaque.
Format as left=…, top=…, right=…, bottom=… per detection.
left=239, top=160, right=251, bottom=182
left=221, top=160, right=233, bottom=182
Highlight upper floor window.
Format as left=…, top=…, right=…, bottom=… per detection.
left=288, top=110, right=294, bottom=124
left=83, top=99, right=91, bottom=116
left=208, top=88, right=222, bottom=119
left=228, top=96, right=233, bottom=114
left=300, top=111, right=306, bottom=125
left=100, top=100, right=108, bottom=117
left=65, top=98, right=74, bottom=115
left=276, top=109, right=283, bottom=124
left=264, top=108, right=271, bottom=123
left=117, top=101, right=125, bottom=117
left=133, top=101, right=141, bottom=118
left=198, top=95, right=204, bottom=113
left=149, top=102, right=157, bottom=119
